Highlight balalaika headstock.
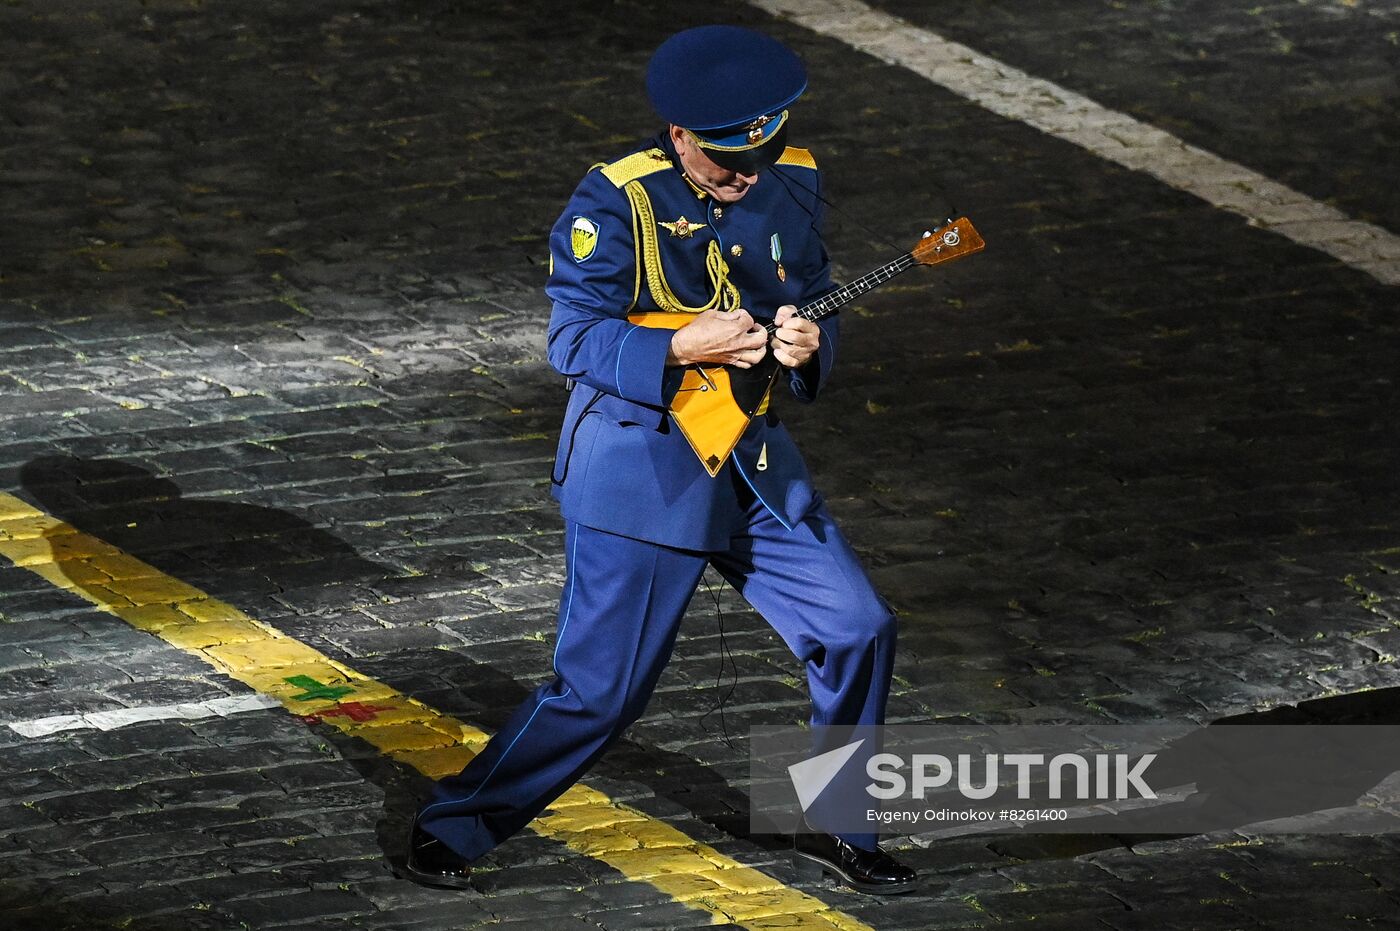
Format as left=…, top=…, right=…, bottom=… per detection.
left=910, top=217, right=985, bottom=266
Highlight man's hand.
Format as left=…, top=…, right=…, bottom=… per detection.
left=771, top=305, right=819, bottom=369
left=666, top=308, right=768, bottom=368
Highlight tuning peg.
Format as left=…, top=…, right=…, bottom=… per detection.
left=921, top=230, right=932, bottom=238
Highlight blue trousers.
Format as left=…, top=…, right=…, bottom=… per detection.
left=418, top=496, right=896, bottom=858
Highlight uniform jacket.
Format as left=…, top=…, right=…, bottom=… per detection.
left=546, top=134, right=838, bottom=550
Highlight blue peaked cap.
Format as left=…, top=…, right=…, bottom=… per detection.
left=646, top=26, right=807, bottom=172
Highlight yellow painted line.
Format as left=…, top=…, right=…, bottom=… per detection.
left=0, top=492, right=874, bottom=931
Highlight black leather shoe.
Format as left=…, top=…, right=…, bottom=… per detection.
left=403, top=821, right=473, bottom=890
left=793, top=832, right=917, bottom=894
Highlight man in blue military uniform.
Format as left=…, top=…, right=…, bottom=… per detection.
left=406, top=25, right=916, bottom=895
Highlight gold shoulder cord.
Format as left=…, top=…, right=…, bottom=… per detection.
left=624, top=180, right=740, bottom=315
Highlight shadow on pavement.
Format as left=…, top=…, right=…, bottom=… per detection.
left=991, top=687, right=1400, bottom=861
left=17, top=454, right=395, bottom=604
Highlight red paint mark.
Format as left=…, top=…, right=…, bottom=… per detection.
left=298, top=701, right=393, bottom=724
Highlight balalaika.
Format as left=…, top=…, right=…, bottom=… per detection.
left=628, top=216, right=985, bottom=475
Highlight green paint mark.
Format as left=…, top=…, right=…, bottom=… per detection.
left=285, top=675, right=355, bottom=702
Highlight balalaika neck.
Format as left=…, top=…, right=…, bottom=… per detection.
left=766, top=253, right=917, bottom=332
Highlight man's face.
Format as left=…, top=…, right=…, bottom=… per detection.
left=670, top=125, right=759, bottom=204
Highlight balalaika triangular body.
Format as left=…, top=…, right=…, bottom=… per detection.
left=628, top=217, right=985, bottom=476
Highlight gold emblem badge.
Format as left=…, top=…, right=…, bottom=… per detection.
left=745, top=113, right=775, bottom=145
left=659, top=216, right=704, bottom=239
left=570, top=216, right=599, bottom=263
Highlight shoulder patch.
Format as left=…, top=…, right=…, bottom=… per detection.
left=600, top=148, right=672, bottom=187
left=570, top=216, right=599, bottom=263
left=776, top=146, right=817, bottom=170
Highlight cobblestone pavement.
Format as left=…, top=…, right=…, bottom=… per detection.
left=2, top=1, right=1399, bottom=929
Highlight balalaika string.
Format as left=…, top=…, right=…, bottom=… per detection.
left=762, top=253, right=918, bottom=336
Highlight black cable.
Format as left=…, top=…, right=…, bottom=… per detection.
left=770, top=164, right=959, bottom=253
left=549, top=388, right=603, bottom=486
left=697, top=570, right=740, bottom=750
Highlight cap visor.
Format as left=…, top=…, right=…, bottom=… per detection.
left=699, top=124, right=788, bottom=175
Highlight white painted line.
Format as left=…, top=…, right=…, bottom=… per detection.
left=6, top=692, right=280, bottom=738
left=750, top=0, right=1400, bottom=286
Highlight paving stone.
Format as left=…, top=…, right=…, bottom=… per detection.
left=80, top=827, right=232, bottom=868
left=53, top=751, right=195, bottom=791
left=279, top=855, right=395, bottom=890
left=469, top=860, right=597, bottom=896
left=0, top=804, right=59, bottom=839
left=582, top=903, right=726, bottom=931
left=208, top=815, right=324, bottom=848
left=348, top=897, right=496, bottom=929
left=974, top=885, right=1128, bottom=922
left=220, top=889, right=378, bottom=927
left=0, top=689, right=124, bottom=722
left=475, top=918, right=604, bottom=931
